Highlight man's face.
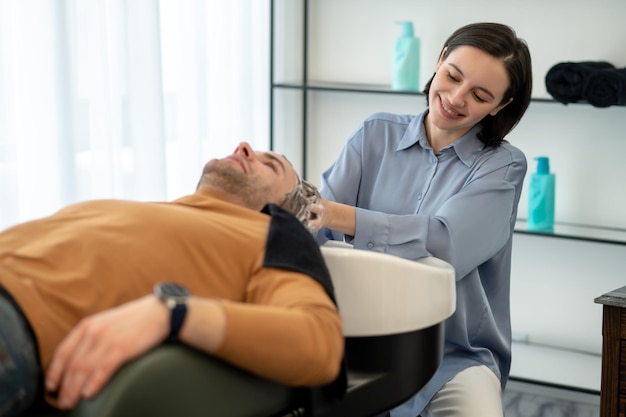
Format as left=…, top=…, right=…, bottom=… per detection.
left=201, top=142, right=299, bottom=210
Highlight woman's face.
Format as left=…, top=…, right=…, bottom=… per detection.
left=427, top=45, right=511, bottom=138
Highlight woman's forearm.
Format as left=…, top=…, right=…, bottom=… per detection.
left=324, top=199, right=356, bottom=236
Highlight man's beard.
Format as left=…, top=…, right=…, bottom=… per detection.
left=203, top=160, right=275, bottom=210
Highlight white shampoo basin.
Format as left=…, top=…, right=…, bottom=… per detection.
left=321, top=243, right=456, bottom=337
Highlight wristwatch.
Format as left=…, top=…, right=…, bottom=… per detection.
left=154, top=282, right=190, bottom=343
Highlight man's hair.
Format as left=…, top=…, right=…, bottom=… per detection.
left=279, top=178, right=321, bottom=232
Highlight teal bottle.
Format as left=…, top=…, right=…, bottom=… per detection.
left=392, top=21, right=420, bottom=91
left=527, top=156, right=555, bottom=232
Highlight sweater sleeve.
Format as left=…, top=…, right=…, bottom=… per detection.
left=211, top=204, right=345, bottom=393
left=214, top=268, right=344, bottom=387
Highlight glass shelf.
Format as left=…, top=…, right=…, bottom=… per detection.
left=509, top=341, right=601, bottom=394
left=514, top=219, right=626, bottom=246
left=272, top=80, right=422, bottom=95
left=272, top=80, right=583, bottom=103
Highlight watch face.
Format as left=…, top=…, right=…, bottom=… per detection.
left=154, top=282, right=189, bottom=343
left=155, top=282, right=190, bottom=302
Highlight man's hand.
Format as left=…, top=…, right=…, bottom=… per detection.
left=45, top=295, right=169, bottom=410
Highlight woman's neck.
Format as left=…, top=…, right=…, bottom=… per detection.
left=423, top=115, right=470, bottom=154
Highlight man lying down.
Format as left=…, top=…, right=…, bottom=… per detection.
left=0, top=142, right=346, bottom=417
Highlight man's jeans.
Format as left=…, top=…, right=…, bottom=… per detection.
left=0, top=288, right=40, bottom=417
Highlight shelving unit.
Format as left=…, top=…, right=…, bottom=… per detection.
left=269, top=0, right=626, bottom=246
left=270, top=0, right=626, bottom=397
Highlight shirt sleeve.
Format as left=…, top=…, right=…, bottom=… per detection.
left=352, top=160, right=526, bottom=278
left=211, top=205, right=345, bottom=393
left=213, top=267, right=344, bottom=387
left=316, top=127, right=364, bottom=245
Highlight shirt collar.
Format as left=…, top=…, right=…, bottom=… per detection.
left=397, top=110, right=486, bottom=167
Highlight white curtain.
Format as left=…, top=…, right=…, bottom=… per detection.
left=0, top=0, right=270, bottom=230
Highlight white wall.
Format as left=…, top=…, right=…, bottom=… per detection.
left=307, top=0, right=626, bottom=97
left=273, top=0, right=626, bottom=360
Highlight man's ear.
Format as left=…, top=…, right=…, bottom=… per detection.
left=490, top=97, right=513, bottom=116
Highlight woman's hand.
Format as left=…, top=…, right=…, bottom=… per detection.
left=45, top=295, right=169, bottom=410
left=308, top=197, right=329, bottom=231
left=308, top=197, right=356, bottom=236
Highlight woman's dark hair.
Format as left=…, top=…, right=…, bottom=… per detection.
left=423, top=22, right=533, bottom=147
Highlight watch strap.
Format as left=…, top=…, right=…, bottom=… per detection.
left=154, top=282, right=190, bottom=343
left=167, top=302, right=187, bottom=343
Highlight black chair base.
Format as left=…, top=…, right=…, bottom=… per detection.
left=320, top=323, right=444, bottom=417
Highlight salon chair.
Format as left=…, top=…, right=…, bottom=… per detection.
left=26, top=243, right=455, bottom=417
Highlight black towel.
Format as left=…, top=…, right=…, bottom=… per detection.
left=583, top=67, right=626, bottom=108
left=545, top=61, right=615, bottom=104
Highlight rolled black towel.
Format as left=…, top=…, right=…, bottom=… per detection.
left=545, top=61, right=615, bottom=104
left=583, top=67, right=626, bottom=108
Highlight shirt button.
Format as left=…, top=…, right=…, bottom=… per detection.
left=367, top=242, right=374, bottom=249
left=417, top=193, right=423, bottom=200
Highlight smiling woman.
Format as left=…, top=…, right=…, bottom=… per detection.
left=0, top=0, right=270, bottom=230
left=311, top=22, right=533, bottom=417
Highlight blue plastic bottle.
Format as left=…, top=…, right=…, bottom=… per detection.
left=527, top=156, right=555, bottom=232
left=392, top=21, right=420, bottom=91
